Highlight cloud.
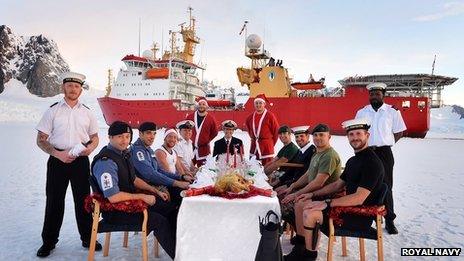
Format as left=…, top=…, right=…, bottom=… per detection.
left=414, top=2, right=464, bottom=21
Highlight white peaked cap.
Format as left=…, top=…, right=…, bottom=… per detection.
left=342, top=118, right=371, bottom=132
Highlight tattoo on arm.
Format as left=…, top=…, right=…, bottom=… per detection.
left=37, top=131, right=55, bottom=155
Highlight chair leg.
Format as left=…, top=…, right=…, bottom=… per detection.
left=359, top=238, right=365, bottom=261
left=87, top=201, right=100, bottom=261
left=123, top=231, right=129, bottom=247
left=154, top=236, right=160, bottom=258
left=103, top=232, right=111, bottom=257
left=141, top=210, right=149, bottom=261
left=327, top=219, right=335, bottom=261
left=341, top=236, right=347, bottom=256
left=376, top=214, right=384, bottom=261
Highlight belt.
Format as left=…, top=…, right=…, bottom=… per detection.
left=369, top=145, right=391, bottom=150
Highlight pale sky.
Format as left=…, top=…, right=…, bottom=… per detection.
left=2, top=0, right=463, bottom=106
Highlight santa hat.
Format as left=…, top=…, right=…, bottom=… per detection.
left=164, top=128, right=178, bottom=139
left=254, top=93, right=270, bottom=104
left=196, top=96, right=209, bottom=107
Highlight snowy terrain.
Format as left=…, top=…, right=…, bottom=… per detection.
left=0, top=81, right=463, bottom=260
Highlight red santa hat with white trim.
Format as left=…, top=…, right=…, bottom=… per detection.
left=254, top=93, right=270, bottom=104
left=196, top=96, right=209, bottom=107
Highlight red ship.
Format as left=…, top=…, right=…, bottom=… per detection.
left=98, top=12, right=457, bottom=138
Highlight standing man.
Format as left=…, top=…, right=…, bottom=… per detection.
left=245, top=94, right=279, bottom=166
left=212, top=120, right=244, bottom=157
left=284, top=118, right=385, bottom=260
left=186, top=97, right=218, bottom=166
left=174, top=120, right=196, bottom=175
left=356, top=82, right=406, bottom=234
left=35, top=72, right=101, bottom=257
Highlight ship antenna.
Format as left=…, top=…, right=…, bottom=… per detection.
left=161, top=26, right=164, bottom=56
left=239, top=21, right=248, bottom=54
left=138, top=18, right=142, bottom=56
left=431, top=54, right=436, bottom=75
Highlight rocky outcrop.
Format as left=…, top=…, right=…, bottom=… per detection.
left=0, top=25, right=70, bottom=97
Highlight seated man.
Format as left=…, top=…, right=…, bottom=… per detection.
left=265, top=125, right=299, bottom=180
left=280, top=124, right=341, bottom=228
left=155, top=128, right=194, bottom=183
left=174, top=120, right=197, bottom=176
left=274, top=126, right=316, bottom=191
left=284, top=119, right=385, bottom=261
left=91, top=121, right=176, bottom=259
left=131, top=121, right=190, bottom=206
left=212, top=120, right=244, bottom=158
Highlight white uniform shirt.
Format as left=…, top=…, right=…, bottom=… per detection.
left=157, top=146, right=178, bottom=174
left=299, top=142, right=312, bottom=153
left=355, top=103, right=407, bottom=147
left=36, top=99, right=99, bottom=150
left=174, top=138, right=194, bottom=170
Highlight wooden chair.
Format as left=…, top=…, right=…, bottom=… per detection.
left=122, top=231, right=160, bottom=258
left=323, top=183, right=388, bottom=261
left=87, top=197, right=149, bottom=261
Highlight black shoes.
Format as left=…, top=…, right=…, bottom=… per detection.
left=36, top=244, right=56, bottom=258
left=385, top=220, right=398, bottom=234
left=82, top=240, right=103, bottom=251
left=37, top=240, right=101, bottom=257
left=284, top=245, right=318, bottom=261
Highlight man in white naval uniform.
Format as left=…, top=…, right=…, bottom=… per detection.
left=35, top=72, right=101, bottom=257
left=355, top=82, right=407, bottom=234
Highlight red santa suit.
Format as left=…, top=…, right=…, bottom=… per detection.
left=186, top=111, right=218, bottom=165
left=245, top=109, right=279, bottom=166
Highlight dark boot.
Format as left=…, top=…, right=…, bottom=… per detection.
left=289, top=234, right=305, bottom=245
left=36, top=243, right=56, bottom=258
left=385, top=220, right=398, bottom=234
left=284, top=236, right=305, bottom=261
left=82, top=240, right=103, bottom=251
left=300, top=248, right=318, bottom=261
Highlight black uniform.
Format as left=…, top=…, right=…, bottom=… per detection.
left=279, top=144, right=316, bottom=186
left=91, top=146, right=176, bottom=259
left=336, top=147, right=384, bottom=230
left=370, top=146, right=395, bottom=221
left=212, top=136, right=244, bottom=157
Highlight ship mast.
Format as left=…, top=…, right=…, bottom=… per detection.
left=180, top=6, right=200, bottom=63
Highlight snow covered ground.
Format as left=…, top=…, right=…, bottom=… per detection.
left=0, top=81, right=463, bottom=260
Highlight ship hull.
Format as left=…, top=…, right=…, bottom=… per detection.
left=98, top=88, right=429, bottom=138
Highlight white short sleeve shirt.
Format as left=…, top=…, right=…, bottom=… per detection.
left=355, top=103, right=407, bottom=147
left=36, top=99, right=99, bottom=150
left=174, top=138, right=194, bottom=170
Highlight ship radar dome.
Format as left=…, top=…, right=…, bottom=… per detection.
left=142, top=49, right=154, bottom=59
left=246, top=34, right=262, bottom=50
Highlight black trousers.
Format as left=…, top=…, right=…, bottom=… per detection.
left=371, top=146, right=396, bottom=221
left=102, top=210, right=176, bottom=259
left=41, top=156, right=92, bottom=245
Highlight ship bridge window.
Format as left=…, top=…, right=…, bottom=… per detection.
left=402, top=100, right=410, bottom=108
left=418, top=101, right=426, bottom=109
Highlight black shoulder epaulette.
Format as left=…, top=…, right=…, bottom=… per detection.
left=82, top=104, right=90, bottom=110
left=391, top=105, right=399, bottom=111
left=50, top=102, right=59, bottom=107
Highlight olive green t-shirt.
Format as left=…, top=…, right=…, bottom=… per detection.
left=277, top=142, right=299, bottom=161
left=307, top=147, right=341, bottom=185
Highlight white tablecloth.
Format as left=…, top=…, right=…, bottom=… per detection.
left=175, top=195, right=281, bottom=261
